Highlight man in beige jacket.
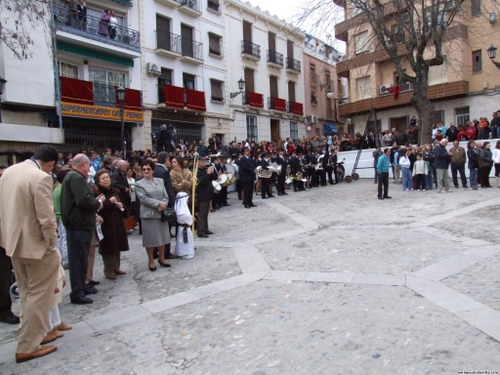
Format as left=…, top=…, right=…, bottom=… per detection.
left=0, top=145, right=60, bottom=363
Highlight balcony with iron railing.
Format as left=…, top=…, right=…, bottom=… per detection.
left=241, top=40, right=261, bottom=60
left=267, top=50, right=283, bottom=68
left=286, top=100, right=304, bottom=115
left=53, top=4, right=140, bottom=52
left=178, top=0, right=202, bottom=16
left=59, top=76, right=143, bottom=110
left=267, top=96, right=287, bottom=111
left=155, top=30, right=181, bottom=57
left=242, top=91, right=264, bottom=108
left=181, top=39, right=204, bottom=63
left=159, top=84, right=206, bottom=111
left=286, top=57, right=301, bottom=74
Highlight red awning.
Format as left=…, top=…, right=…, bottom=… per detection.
left=274, top=97, right=286, bottom=112
left=164, top=85, right=185, bottom=109
left=186, top=88, right=206, bottom=111
left=292, top=102, right=303, bottom=115
left=115, top=88, right=142, bottom=111
left=249, top=92, right=264, bottom=108
left=60, top=76, right=94, bottom=105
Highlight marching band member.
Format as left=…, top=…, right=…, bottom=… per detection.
left=289, top=151, right=304, bottom=192
left=257, top=152, right=274, bottom=199
left=239, top=148, right=257, bottom=208
left=273, top=150, right=288, bottom=196
left=309, top=149, right=318, bottom=188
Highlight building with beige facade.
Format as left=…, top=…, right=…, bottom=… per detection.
left=334, top=0, right=500, bottom=136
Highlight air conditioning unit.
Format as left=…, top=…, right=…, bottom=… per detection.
left=146, top=62, right=160, bottom=76
left=307, top=115, right=318, bottom=124
left=400, top=12, right=409, bottom=22
left=380, top=83, right=393, bottom=94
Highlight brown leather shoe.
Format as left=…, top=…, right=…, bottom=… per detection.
left=106, top=274, right=117, bottom=280
left=114, top=269, right=126, bottom=275
left=55, top=322, right=72, bottom=331
left=40, top=335, right=57, bottom=345
left=48, top=328, right=64, bottom=338
left=16, top=345, right=57, bottom=363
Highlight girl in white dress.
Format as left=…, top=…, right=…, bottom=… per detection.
left=174, top=192, right=195, bottom=259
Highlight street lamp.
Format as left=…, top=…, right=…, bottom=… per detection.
left=0, top=77, right=6, bottom=123
left=487, top=45, right=500, bottom=69
left=230, top=78, right=245, bottom=98
left=115, top=86, right=126, bottom=158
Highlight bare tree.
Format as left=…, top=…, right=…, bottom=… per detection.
left=295, top=0, right=498, bottom=144
left=0, top=0, right=51, bottom=60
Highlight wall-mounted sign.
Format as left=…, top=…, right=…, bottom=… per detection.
left=61, top=102, right=144, bottom=122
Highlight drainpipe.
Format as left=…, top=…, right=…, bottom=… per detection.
left=50, top=0, right=63, bottom=130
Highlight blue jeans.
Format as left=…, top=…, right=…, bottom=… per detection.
left=66, top=228, right=93, bottom=301
left=402, top=167, right=412, bottom=190
left=470, top=168, right=478, bottom=189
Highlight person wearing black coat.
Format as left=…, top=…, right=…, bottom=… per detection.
left=479, top=142, right=493, bottom=188
left=288, top=151, right=303, bottom=192
left=196, top=158, right=216, bottom=237
left=239, top=148, right=257, bottom=208
left=467, top=140, right=480, bottom=190
left=111, top=160, right=131, bottom=209
left=257, top=153, right=274, bottom=199
left=272, top=150, right=288, bottom=196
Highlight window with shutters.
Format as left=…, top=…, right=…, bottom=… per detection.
left=210, top=79, right=223, bottom=102
left=472, top=50, right=482, bottom=74
left=208, top=33, right=222, bottom=56
left=60, top=62, right=78, bottom=79
left=290, top=121, right=298, bottom=140
left=246, top=115, right=258, bottom=140
left=354, top=31, right=369, bottom=55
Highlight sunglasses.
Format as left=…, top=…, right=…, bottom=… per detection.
left=142, top=167, right=152, bottom=171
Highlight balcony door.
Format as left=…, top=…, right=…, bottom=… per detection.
left=243, top=21, right=252, bottom=54
left=270, top=75, right=278, bottom=98
left=181, top=24, right=194, bottom=58
left=156, top=15, right=171, bottom=50
left=287, top=40, right=294, bottom=59
left=244, top=67, right=255, bottom=93
left=288, top=81, right=295, bottom=103
left=158, top=68, right=172, bottom=103
left=89, top=68, right=126, bottom=107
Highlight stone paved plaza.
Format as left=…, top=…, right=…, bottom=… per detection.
left=1, top=180, right=500, bottom=375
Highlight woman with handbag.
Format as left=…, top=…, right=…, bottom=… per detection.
left=94, top=170, right=129, bottom=280
left=135, top=159, right=171, bottom=271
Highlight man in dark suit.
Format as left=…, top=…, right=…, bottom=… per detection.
left=239, top=148, right=257, bottom=208
left=273, top=150, right=288, bottom=196
left=289, top=150, right=303, bottom=192
left=208, top=133, right=220, bottom=154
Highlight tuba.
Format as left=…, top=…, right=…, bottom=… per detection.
left=285, top=165, right=292, bottom=184
left=256, top=166, right=273, bottom=178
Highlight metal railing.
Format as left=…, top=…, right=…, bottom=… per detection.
left=156, top=30, right=181, bottom=54
left=241, top=40, right=261, bottom=59
left=93, top=82, right=119, bottom=107
left=53, top=4, right=140, bottom=49
left=178, top=0, right=201, bottom=12
left=181, top=39, right=203, bottom=61
left=267, top=50, right=283, bottom=66
left=286, top=57, right=301, bottom=73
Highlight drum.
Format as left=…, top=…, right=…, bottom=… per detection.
left=218, top=174, right=228, bottom=186
left=212, top=180, right=221, bottom=193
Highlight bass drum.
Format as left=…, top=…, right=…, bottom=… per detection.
left=225, top=163, right=238, bottom=192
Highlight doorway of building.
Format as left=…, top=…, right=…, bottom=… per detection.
left=390, top=116, right=408, bottom=133
left=270, top=119, right=281, bottom=143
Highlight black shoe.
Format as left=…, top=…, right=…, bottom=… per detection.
left=383, top=196, right=392, bottom=199
left=149, top=265, right=157, bottom=272
left=206, top=230, right=214, bottom=234
left=278, top=192, right=283, bottom=196
left=378, top=196, right=384, bottom=200
left=268, top=195, right=275, bottom=198
left=223, top=203, right=231, bottom=206
left=262, top=196, right=268, bottom=199
left=84, top=286, right=98, bottom=295
left=158, top=261, right=171, bottom=268
left=88, top=280, right=100, bottom=286
left=250, top=204, right=257, bottom=207
left=198, top=234, right=209, bottom=238
left=0, top=313, right=20, bottom=324
left=245, top=205, right=251, bottom=209
left=282, top=192, right=288, bottom=195
left=71, top=297, right=93, bottom=305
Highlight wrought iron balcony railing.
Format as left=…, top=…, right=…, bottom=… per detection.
left=156, top=30, right=181, bottom=54
left=53, top=4, right=141, bottom=50
left=93, top=82, right=120, bottom=107
left=241, top=40, right=261, bottom=59
left=267, top=50, right=283, bottom=66
left=286, top=57, right=301, bottom=73
left=182, top=38, right=203, bottom=61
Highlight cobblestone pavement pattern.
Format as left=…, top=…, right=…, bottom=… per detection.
left=1, top=180, right=500, bottom=375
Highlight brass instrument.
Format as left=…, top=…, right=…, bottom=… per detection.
left=315, top=154, right=324, bottom=170
left=268, top=162, right=282, bottom=174
left=256, top=166, right=273, bottom=179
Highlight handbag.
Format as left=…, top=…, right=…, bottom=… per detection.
left=160, top=208, right=177, bottom=223
left=124, top=216, right=137, bottom=231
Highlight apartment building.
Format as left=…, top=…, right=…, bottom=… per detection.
left=334, top=0, right=500, bottom=135
left=0, top=0, right=144, bottom=160
left=141, top=0, right=228, bottom=148
left=303, top=34, right=344, bottom=138
left=224, top=0, right=305, bottom=144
